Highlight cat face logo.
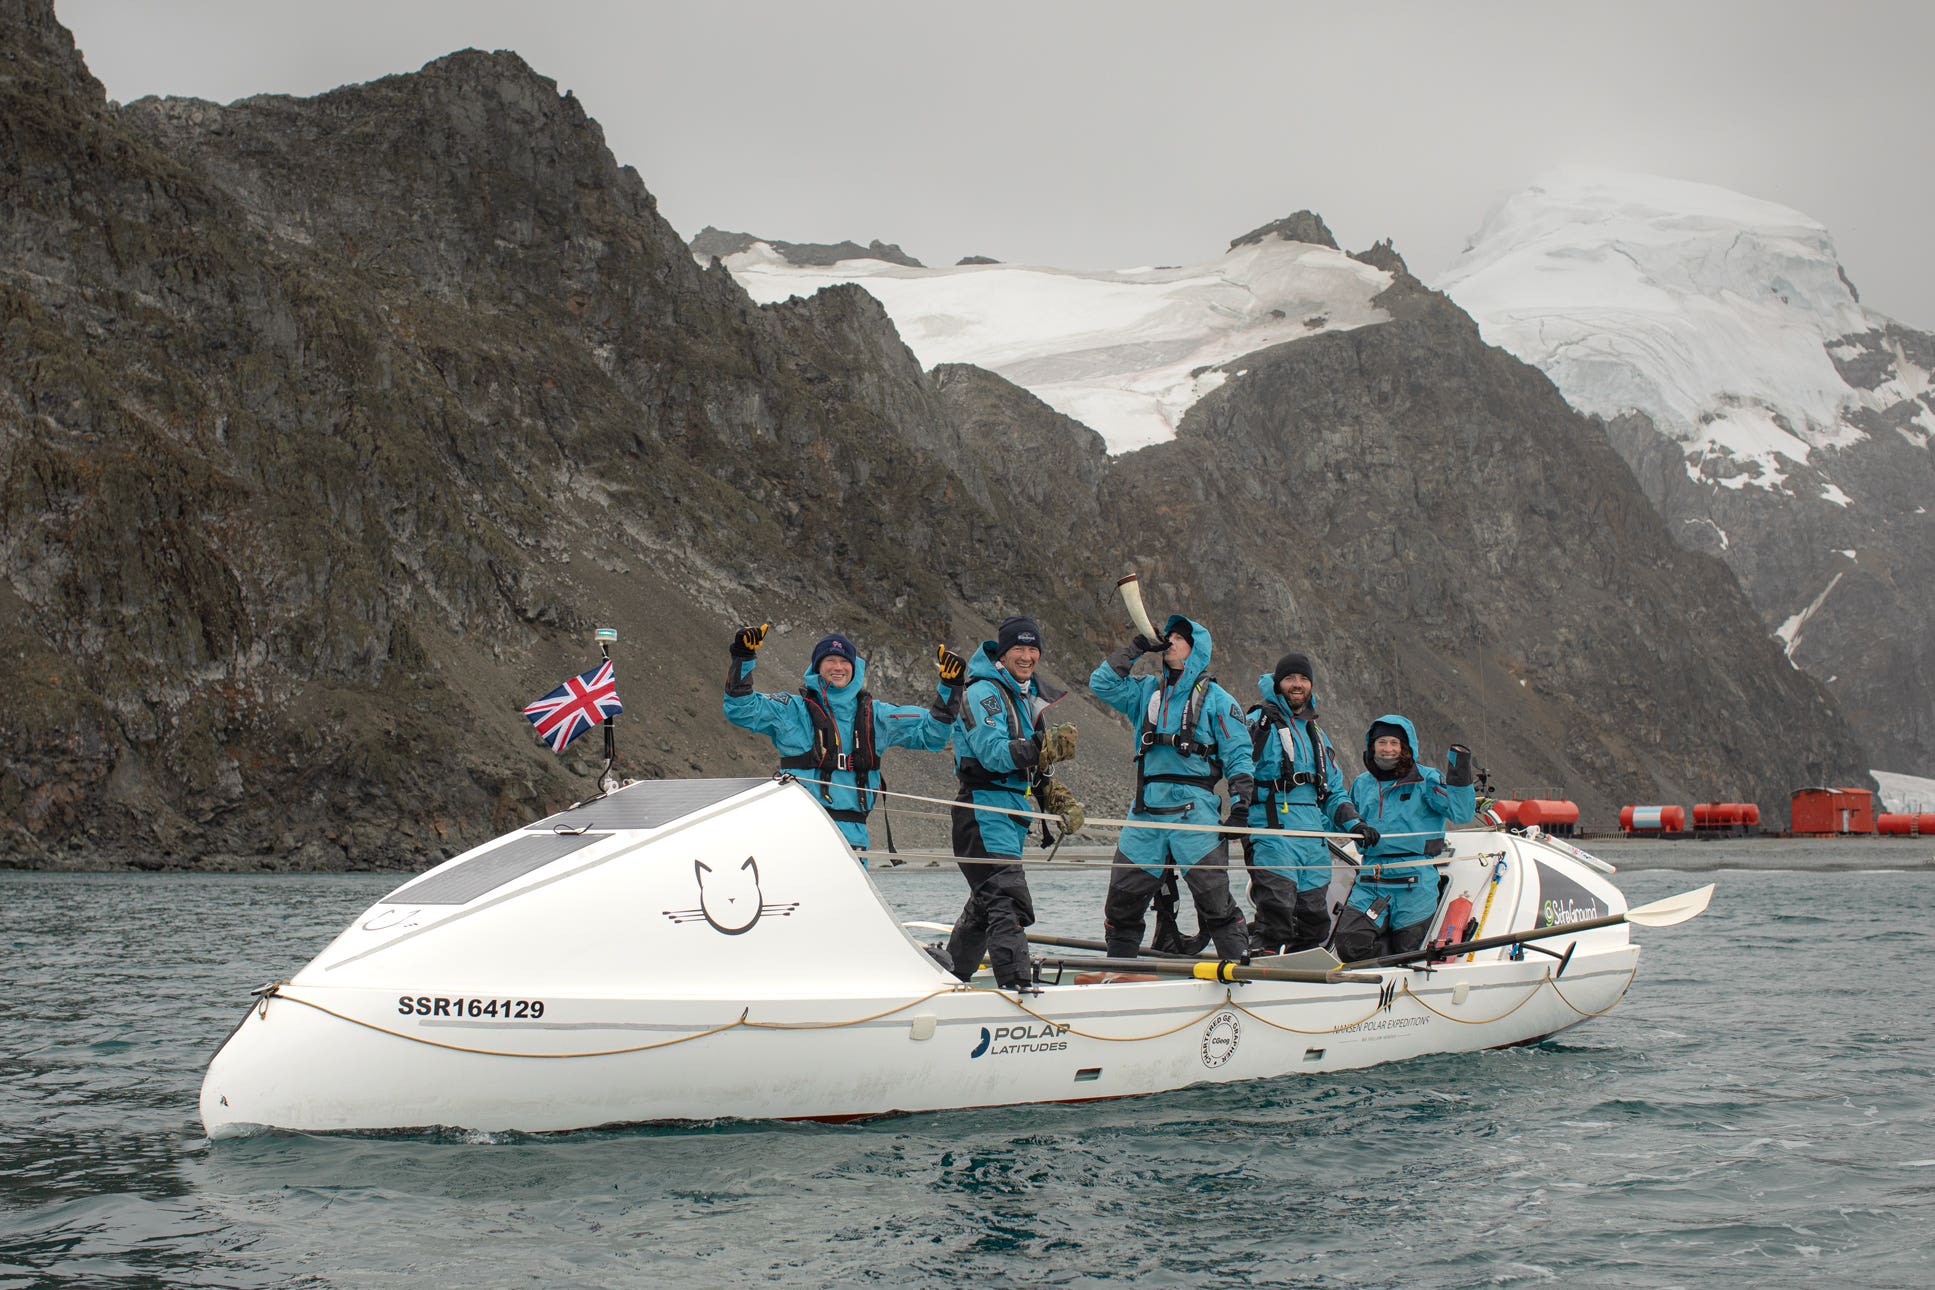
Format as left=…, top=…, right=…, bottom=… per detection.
left=662, top=856, right=800, bottom=935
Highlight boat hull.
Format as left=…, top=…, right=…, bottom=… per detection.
left=200, top=777, right=1647, bottom=1136
left=202, top=948, right=1637, bottom=1135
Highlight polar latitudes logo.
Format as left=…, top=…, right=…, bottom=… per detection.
left=970, top=1021, right=1068, bottom=1059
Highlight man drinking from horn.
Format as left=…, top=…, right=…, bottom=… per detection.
left=1089, top=615, right=1254, bottom=960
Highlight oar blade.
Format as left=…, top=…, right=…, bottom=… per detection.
left=1624, top=883, right=1715, bottom=928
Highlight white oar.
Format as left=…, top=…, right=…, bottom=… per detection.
left=1622, top=883, right=1715, bottom=926
left=1346, top=883, right=1715, bottom=971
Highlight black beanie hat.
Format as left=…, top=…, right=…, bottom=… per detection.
left=995, top=615, right=1041, bottom=657
left=810, top=633, right=858, bottom=671
left=1273, top=652, right=1314, bottom=688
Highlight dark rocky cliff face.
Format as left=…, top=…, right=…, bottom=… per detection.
left=1604, top=321, right=1935, bottom=773
left=0, top=1, right=1870, bottom=867
left=1109, top=279, right=1866, bottom=812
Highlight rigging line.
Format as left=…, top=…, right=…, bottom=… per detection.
left=877, top=850, right=1354, bottom=871
left=261, top=985, right=987, bottom=1057
left=262, top=988, right=761, bottom=1058
left=999, top=993, right=1235, bottom=1043
left=777, top=772, right=1448, bottom=844
left=260, top=982, right=1346, bottom=1055
left=1223, top=992, right=1407, bottom=1036
left=1544, top=963, right=1640, bottom=1018
left=1396, top=975, right=1547, bottom=1026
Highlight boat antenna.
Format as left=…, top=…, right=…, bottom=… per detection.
left=595, top=626, right=620, bottom=795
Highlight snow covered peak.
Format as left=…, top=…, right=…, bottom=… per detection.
left=1473, top=168, right=1835, bottom=245
left=706, top=230, right=1393, bottom=453
left=1438, top=168, right=1931, bottom=492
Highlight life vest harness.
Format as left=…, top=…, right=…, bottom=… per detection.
left=779, top=687, right=880, bottom=822
left=954, top=674, right=1057, bottom=848
left=955, top=677, right=1036, bottom=795
left=1133, top=676, right=1222, bottom=816
left=1248, top=703, right=1332, bottom=817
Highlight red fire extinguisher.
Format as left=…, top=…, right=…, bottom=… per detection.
left=1431, top=893, right=1474, bottom=952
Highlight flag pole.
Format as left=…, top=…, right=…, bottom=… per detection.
left=595, top=626, right=619, bottom=794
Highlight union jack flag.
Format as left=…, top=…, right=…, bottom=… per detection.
left=522, top=660, right=622, bottom=753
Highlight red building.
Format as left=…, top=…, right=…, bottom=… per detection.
left=1790, top=787, right=1875, bottom=835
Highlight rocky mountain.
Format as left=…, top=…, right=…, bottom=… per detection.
left=690, top=226, right=923, bottom=269
left=1438, top=170, right=1935, bottom=773
left=703, top=221, right=1396, bottom=454
left=0, top=0, right=1871, bottom=869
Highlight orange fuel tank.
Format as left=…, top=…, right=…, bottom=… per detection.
left=1515, top=799, right=1580, bottom=828
left=1620, top=805, right=1686, bottom=833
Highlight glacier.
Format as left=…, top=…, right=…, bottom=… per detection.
left=706, top=235, right=1392, bottom=454
left=1435, top=167, right=1935, bottom=494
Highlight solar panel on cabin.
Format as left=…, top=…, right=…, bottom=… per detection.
left=383, top=831, right=608, bottom=906
left=524, top=777, right=768, bottom=833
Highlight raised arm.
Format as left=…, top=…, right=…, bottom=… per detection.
left=1088, top=636, right=1156, bottom=718
left=1426, top=745, right=1478, bottom=824
left=720, top=625, right=812, bottom=755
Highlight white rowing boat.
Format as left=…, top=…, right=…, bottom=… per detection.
left=199, top=777, right=1707, bottom=1136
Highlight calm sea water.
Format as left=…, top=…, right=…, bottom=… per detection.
left=3, top=861, right=1933, bottom=1289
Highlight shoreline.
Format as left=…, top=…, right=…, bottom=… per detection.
left=868, top=833, right=1935, bottom=875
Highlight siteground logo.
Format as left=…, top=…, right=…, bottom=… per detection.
left=1534, top=863, right=1606, bottom=929
left=969, top=1021, right=1069, bottom=1059
left=1541, top=896, right=1605, bottom=926
left=1200, top=1010, right=1241, bottom=1068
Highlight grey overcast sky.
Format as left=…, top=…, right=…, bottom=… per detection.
left=56, top=0, right=1935, bottom=330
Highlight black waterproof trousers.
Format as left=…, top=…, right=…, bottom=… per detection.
left=1330, top=905, right=1430, bottom=965
left=1247, top=861, right=1333, bottom=954
left=948, top=806, right=1037, bottom=990
left=1103, top=840, right=1249, bottom=959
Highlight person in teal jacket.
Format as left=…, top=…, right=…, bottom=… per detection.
left=1244, top=652, right=1377, bottom=954
left=1336, top=714, right=1476, bottom=961
left=1089, top=615, right=1253, bottom=960
left=724, top=625, right=961, bottom=864
left=945, top=615, right=1079, bottom=991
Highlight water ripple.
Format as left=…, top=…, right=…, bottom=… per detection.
left=2, top=868, right=1933, bottom=1287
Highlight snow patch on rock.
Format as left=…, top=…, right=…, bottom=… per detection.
left=1438, top=168, right=1931, bottom=495
left=710, top=235, right=1392, bottom=453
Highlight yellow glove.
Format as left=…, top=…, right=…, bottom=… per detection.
left=935, top=644, right=967, bottom=688
left=1039, top=778, right=1084, bottom=834
left=1039, top=722, right=1078, bottom=767
left=730, top=623, right=770, bottom=660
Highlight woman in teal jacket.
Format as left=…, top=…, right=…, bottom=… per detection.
left=724, top=626, right=958, bottom=863
left=1337, top=714, right=1476, bottom=961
